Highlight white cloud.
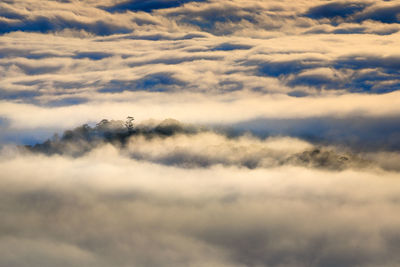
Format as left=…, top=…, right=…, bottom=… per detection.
left=0, top=148, right=400, bottom=266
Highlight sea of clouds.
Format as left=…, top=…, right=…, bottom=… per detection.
left=1, top=0, right=400, bottom=266
left=2, top=142, right=400, bottom=266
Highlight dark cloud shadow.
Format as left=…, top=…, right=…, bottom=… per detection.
left=52, top=80, right=97, bottom=90
left=334, top=55, right=400, bottom=71
left=0, top=16, right=131, bottom=35
left=98, top=72, right=186, bottom=93
left=104, top=0, right=207, bottom=13
left=0, top=89, right=41, bottom=100
left=287, top=73, right=340, bottom=90
left=305, top=2, right=370, bottom=20
left=249, top=55, right=400, bottom=94
left=355, top=4, right=400, bottom=24
left=127, top=55, right=222, bottom=67
left=305, top=26, right=399, bottom=35
left=45, top=97, right=89, bottom=107
left=13, top=63, right=63, bottom=75
left=166, top=4, right=259, bottom=35
left=211, top=43, right=252, bottom=51
left=105, top=32, right=207, bottom=41
left=255, top=59, right=325, bottom=77
left=305, top=2, right=400, bottom=26
left=73, top=52, right=113, bottom=60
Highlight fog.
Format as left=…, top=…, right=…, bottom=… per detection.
left=1, top=143, right=400, bottom=267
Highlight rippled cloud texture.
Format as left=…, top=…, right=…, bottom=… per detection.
left=1, top=0, right=400, bottom=266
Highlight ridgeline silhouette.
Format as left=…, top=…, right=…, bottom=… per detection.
left=24, top=117, right=198, bottom=156
left=22, top=117, right=371, bottom=170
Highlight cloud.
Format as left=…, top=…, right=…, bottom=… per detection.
left=45, top=96, right=89, bottom=107
left=211, top=42, right=253, bottom=51
left=2, top=90, right=400, bottom=135
left=0, top=2, right=398, bottom=108
left=303, top=2, right=400, bottom=27
left=304, top=2, right=370, bottom=20
left=0, top=15, right=132, bottom=36
left=99, top=72, right=187, bottom=93
left=0, top=237, right=98, bottom=267
left=1, top=1, right=400, bottom=266
left=233, top=116, right=400, bottom=152
left=355, top=4, right=400, bottom=24
left=251, top=53, right=400, bottom=93
left=0, top=4, right=25, bottom=20
left=73, top=51, right=113, bottom=60
left=103, top=0, right=207, bottom=13
left=1, top=147, right=400, bottom=266
left=0, top=1, right=133, bottom=35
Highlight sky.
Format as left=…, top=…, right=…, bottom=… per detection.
left=1, top=0, right=400, bottom=266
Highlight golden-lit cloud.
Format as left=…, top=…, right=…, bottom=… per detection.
left=1, top=146, right=400, bottom=267
left=1, top=1, right=400, bottom=266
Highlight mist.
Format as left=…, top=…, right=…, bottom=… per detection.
left=1, top=143, right=400, bottom=267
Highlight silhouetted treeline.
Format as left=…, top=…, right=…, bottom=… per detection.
left=23, top=117, right=370, bottom=170
left=24, top=118, right=198, bottom=156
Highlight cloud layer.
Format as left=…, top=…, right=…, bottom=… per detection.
left=0, top=0, right=399, bottom=148
left=1, top=146, right=400, bottom=267
left=1, top=1, right=400, bottom=266
left=1, top=1, right=399, bottom=99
